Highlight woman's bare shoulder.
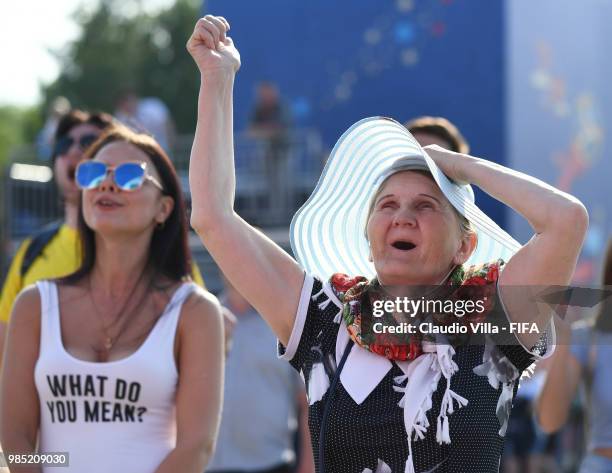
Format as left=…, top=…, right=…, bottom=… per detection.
left=7, top=285, right=42, bottom=352
left=181, top=286, right=222, bottom=323
left=175, top=286, right=223, bottom=359
left=10, top=285, right=41, bottom=327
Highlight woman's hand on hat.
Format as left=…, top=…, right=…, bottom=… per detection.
left=423, top=144, right=471, bottom=185
left=187, top=15, right=241, bottom=74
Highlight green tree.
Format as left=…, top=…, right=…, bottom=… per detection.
left=43, top=0, right=201, bottom=133
left=0, top=106, right=42, bottom=167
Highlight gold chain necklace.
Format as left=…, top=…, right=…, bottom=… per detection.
left=88, top=270, right=148, bottom=360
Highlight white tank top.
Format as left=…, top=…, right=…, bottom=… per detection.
left=34, top=280, right=196, bottom=473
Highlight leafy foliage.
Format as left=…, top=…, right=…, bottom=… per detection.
left=0, top=106, right=42, bottom=167
left=43, top=0, right=202, bottom=133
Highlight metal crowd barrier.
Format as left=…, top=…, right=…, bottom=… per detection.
left=0, top=129, right=324, bottom=292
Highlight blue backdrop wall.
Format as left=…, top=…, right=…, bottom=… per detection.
left=203, top=0, right=506, bottom=228
left=508, top=0, right=612, bottom=283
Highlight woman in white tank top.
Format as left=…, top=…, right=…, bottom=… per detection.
left=0, top=125, right=225, bottom=473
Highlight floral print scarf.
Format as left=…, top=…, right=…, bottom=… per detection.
left=329, top=259, right=504, bottom=362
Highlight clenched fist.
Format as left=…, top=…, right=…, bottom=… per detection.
left=187, top=15, right=240, bottom=74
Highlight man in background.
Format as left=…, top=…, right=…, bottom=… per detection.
left=207, top=275, right=314, bottom=473
left=249, top=82, right=292, bottom=223
left=405, top=115, right=470, bottom=154
left=0, top=110, right=113, bottom=365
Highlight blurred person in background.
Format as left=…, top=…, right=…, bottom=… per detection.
left=207, top=275, right=314, bottom=473
left=0, top=110, right=114, bottom=365
left=115, top=92, right=176, bottom=155
left=502, top=363, right=558, bottom=473
left=137, top=97, right=176, bottom=154
left=248, top=81, right=292, bottom=222
left=36, top=97, right=72, bottom=161
left=249, top=82, right=291, bottom=149
left=404, top=116, right=470, bottom=154
left=536, top=238, right=612, bottom=473
left=114, top=89, right=141, bottom=131
left=0, top=125, right=224, bottom=473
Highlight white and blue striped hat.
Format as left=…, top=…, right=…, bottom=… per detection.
left=290, top=117, right=521, bottom=280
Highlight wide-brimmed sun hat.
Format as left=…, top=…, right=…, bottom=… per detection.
left=290, top=117, right=522, bottom=279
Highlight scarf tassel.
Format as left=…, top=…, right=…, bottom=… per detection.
left=405, top=455, right=416, bottom=473
left=394, top=374, right=409, bottom=384
left=435, top=377, right=469, bottom=445
left=318, top=298, right=332, bottom=310
left=405, top=431, right=416, bottom=473
left=412, top=419, right=428, bottom=440
left=311, top=287, right=325, bottom=301
left=403, top=401, right=431, bottom=472
left=311, top=285, right=342, bottom=322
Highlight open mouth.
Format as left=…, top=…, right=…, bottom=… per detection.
left=391, top=240, right=416, bottom=251
left=68, top=167, right=76, bottom=181
left=96, top=199, right=122, bottom=208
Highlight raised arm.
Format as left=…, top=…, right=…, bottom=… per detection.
left=186, top=16, right=304, bottom=345
left=424, top=145, right=588, bottom=348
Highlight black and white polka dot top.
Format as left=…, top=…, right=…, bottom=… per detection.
left=278, top=274, right=551, bottom=473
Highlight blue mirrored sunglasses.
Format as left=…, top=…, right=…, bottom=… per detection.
left=75, top=161, right=164, bottom=192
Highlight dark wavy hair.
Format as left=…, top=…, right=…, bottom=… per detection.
left=62, top=125, right=193, bottom=284
left=595, top=238, right=612, bottom=332
left=52, top=109, right=114, bottom=162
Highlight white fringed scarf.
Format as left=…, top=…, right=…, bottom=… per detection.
left=314, top=286, right=469, bottom=473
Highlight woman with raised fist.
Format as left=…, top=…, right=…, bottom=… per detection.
left=187, top=15, right=586, bottom=473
